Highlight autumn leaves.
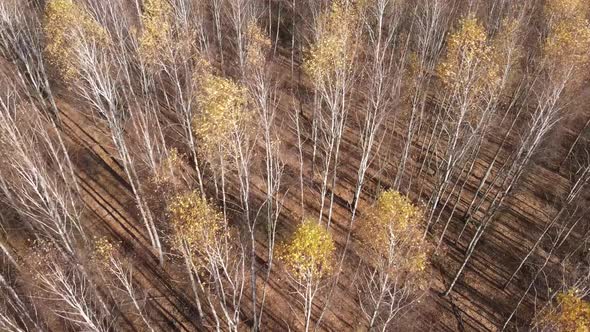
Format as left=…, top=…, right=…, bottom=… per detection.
left=44, top=0, right=108, bottom=82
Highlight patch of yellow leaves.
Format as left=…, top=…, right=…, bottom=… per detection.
left=152, top=147, right=185, bottom=186
left=138, top=0, right=173, bottom=65
left=358, top=190, right=429, bottom=278
left=192, top=72, right=249, bottom=156
left=246, top=22, right=271, bottom=69
left=167, top=190, right=225, bottom=266
left=543, top=0, right=590, bottom=70
left=92, top=236, right=117, bottom=266
left=303, top=0, right=360, bottom=83
left=277, top=219, right=335, bottom=281
left=437, top=16, right=500, bottom=95
left=545, top=0, right=589, bottom=22
left=44, top=0, right=108, bottom=81
left=539, top=288, right=590, bottom=332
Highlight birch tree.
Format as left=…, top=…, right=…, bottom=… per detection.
left=357, top=190, right=430, bottom=330
left=277, top=219, right=335, bottom=332
left=244, top=21, right=285, bottom=324
left=0, top=233, right=45, bottom=332
left=0, top=90, right=82, bottom=255
left=92, top=237, right=156, bottom=332
left=29, top=240, right=112, bottom=332
left=425, top=14, right=501, bottom=236
left=435, top=15, right=524, bottom=247
left=192, top=66, right=260, bottom=328
left=352, top=0, right=405, bottom=226
left=304, top=0, right=362, bottom=226
left=505, top=150, right=590, bottom=288
left=226, top=0, right=255, bottom=76
left=135, top=0, right=211, bottom=194
left=168, top=190, right=245, bottom=330
left=401, top=0, right=452, bottom=194
left=0, top=0, right=58, bottom=113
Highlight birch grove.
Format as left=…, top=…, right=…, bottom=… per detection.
left=0, top=0, right=589, bottom=330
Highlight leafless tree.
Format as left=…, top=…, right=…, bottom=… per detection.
left=92, top=238, right=156, bottom=332
left=0, top=1, right=58, bottom=113
left=0, top=236, right=44, bottom=332
left=505, top=149, right=590, bottom=288
left=0, top=90, right=82, bottom=255
left=243, top=21, right=285, bottom=325
left=29, top=242, right=112, bottom=332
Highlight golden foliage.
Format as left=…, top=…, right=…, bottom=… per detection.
left=246, top=22, right=271, bottom=69
left=163, top=147, right=183, bottom=171
left=277, top=219, right=336, bottom=281
left=545, top=0, right=589, bottom=21
left=486, top=18, right=523, bottom=94
left=437, top=16, right=500, bottom=95
left=303, top=0, right=360, bottom=83
left=538, top=289, right=590, bottom=332
left=358, top=190, right=429, bottom=279
left=167, top=190, right=226, bottom=265
left=92, top=236, right=117, bottom=266
left=491, top=18, right=522, bottom=68
left=542, top=9, right=590, bottom=70
left=192, top=72, right=249, bottom=156
left=44, top=0, right=108, bottom=81
left=138, top=0, right=173, bottom=65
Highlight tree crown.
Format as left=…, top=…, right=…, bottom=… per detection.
left=545, top=0, right=589, bottom=21
left=278, top=219, right=336, bottom=281
left=437, top=16, right=500, bottom=94
left=542, top=10, right=590, bottom=71
left=138, top=0, right=173, bottom=65
left=246, top=21, right=271, bottom=69
left=538, top=288, right=590, bottom=332
left=44, top=0, right=108, bottom=81
left=303, top=0, right=361, bottom=83
left=359, top=190, right=428, bottom=277
left=167, top=190, right=225, bottom=265
left=192, top=72, right=249, bottom=156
